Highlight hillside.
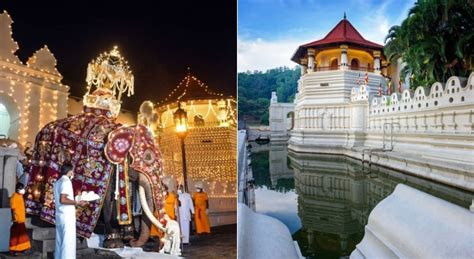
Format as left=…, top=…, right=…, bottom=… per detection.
left=238, top=67, right=299, bottom=125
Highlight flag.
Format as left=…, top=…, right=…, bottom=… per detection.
left=364, top=72, right=369, bottom=85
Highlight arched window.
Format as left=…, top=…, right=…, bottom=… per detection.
left=351, top=58, right=359, bottom=70
left=0, top=94, right=20, bottom=141
left=0, top=103, right=10, bottom=137
left=286, top=112, right=295, bottom=130
left=330, top=59, right=338, bottom=70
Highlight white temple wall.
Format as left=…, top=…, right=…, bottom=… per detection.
left=269, top=92, right=295, bottom=141
left=269, top=142, right=294, bottom=187
left=0, top=12, right=69, bottom=146
left=0, top=74, right=68, bottom=145
left=295, top=70, right=384, bottom=105
left=247, top=125, right=270, bottom=141
left=158, top=100, right=237, bottom=226
left=289, top=73, right=474, bottom=191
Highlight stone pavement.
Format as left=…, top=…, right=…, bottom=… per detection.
left=143, top=224, right=237, bottom=258
left=0, top=224, right=236, bottom=259
left=180, top=224, right=236, bottom=258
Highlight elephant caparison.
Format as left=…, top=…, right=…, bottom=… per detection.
left=24, top=106, right=166, bottom=248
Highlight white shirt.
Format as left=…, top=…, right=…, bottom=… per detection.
left=16, top=161, right=24, bottom=178
left=178, top=192, right=194, bottom=221
left=54, top=175, right=75, bottom=224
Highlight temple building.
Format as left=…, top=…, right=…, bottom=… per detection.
left=272, top=14, right=474, bottom=191
left=290, top=15, right=389, bottom=133
left=292, top=14, right=387, bottom=77
left=0, top=11, right=69, bottom=146
left=156, top=72, right=237, bottom=226
left=0, top=11, right=136, bottom=148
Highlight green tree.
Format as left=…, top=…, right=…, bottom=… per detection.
left=238, top=66, right=299, bottom=126
left=384, top=0, right=474, bottom=88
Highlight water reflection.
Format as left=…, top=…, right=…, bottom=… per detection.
left=250, top=142, right=301, bottom=233
left=250, top=141, right=474, bottom=259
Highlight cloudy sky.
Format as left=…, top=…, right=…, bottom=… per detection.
left=238, top=0, right=416, bottom=72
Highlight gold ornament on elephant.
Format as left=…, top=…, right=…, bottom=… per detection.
left=83, top=46, right=134, bottom=118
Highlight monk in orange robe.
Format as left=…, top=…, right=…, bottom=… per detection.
left=163, top=190, right=178, bottom=220
left=10, top=183, right=31, bottom=255
left=193, top=187, right=210, bottom=234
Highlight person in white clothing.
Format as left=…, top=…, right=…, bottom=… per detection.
left=159, top=214, right=181, bottom=256
left=177, top=184, right=194, bottom=244
left=53, top=163, right=87, bottom=259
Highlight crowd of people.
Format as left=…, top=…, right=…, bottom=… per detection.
left=150, top=182, right=211, bottom=255
left=6, top=147, right=212, bottom=258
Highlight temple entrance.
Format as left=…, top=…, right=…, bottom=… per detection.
left=0, top=103, right=10, bottom=137
left=0, top=93, right=20, bottom=141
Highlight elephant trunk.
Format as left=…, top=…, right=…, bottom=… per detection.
left=130, top=174, right=165, bottom=247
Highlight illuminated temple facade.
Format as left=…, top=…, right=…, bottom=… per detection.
left=0, top=11, right=136, bottom=147
left=156, top=73, right=237, bottom=226
left=0, top=11, right=69, bottom=145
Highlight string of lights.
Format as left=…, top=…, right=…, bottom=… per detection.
left=0, top=11, right=68, bottom=146
left=156, top=72, right=230, bottom=106
left=155, top=72, right=236, bottom=198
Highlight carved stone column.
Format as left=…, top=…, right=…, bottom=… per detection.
left=307, top=48, right=316, bottom=72
left=340, top=44, right=348, bottom=70
left=300, top=58, right=308, bottom=75
left=373, top=50, right=381, bottom=74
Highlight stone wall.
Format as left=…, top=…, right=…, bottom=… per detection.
left=351, top=184, right=474, bottom=258
left=0, top=147, right=20, bottom=207
left=289, top=72, right=474, bottom=191
left=246, top=125, right=270, bottom=141
left=269, top=92, right=295, bottom=141
left=366, top=74, right=472, bottom=133
left=237, top=203, right=303, bottom=259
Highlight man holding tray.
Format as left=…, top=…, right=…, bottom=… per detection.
left=54, top=163, right=88, bottom=259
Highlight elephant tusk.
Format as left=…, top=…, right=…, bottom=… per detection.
left=138, top=185, right=166, bottom=232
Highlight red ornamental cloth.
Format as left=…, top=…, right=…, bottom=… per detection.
left=106, top=125, right=164, bottom=215
left=25, top=107, right=120, bottom=238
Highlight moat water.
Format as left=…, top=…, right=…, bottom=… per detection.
left=249, top=141, right=474, bottom=259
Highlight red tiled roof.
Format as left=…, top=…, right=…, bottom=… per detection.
left=291, top=18, right=383, bottom=63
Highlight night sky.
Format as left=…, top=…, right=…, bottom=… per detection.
left=0, top=1, right=236, bottom=112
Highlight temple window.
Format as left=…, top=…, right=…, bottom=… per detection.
left=330, top=59, right=338, bottom=70
left=351, top=58, right=359, bottom=70
left=0, top=103, right=10, bottom=137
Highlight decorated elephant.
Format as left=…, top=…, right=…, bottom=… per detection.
left=24, top=47, right=167, bottom=248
